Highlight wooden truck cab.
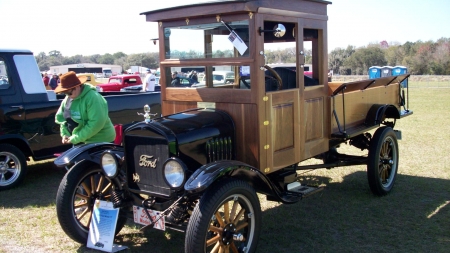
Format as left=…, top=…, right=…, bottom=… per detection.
left=143, top=0, right=410, bottom=173
left=143, top=0, right=331, bottom=173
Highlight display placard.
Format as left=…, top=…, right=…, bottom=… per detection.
left=87, top=200, right=127, bottom=252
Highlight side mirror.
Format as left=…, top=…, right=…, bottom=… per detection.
left=258, top=24, right=286, bottom=38
left=150, top=38, right=158, bottom=45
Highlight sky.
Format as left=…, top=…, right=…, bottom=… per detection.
left=1, top=0, right=449, bottom=57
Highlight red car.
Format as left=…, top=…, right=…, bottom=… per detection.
left=96, top=74, right=143, bottom=92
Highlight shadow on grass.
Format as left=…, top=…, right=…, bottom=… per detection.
left=0, top=160, right=65, bottom=208
left=79, top=172, right=450, bottom=253
left=2, top=164, right=449, bottom=253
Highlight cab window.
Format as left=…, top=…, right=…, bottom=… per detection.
left=164, top=20, right=249, bottom=59
left=0, top=57, right=10, bottom=90
left=165, top=65, right=251, bottom=89
left=263, top=20, right=323, bottom=89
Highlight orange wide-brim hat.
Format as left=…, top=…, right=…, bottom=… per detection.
left=54, top=71, right=88, bottom=93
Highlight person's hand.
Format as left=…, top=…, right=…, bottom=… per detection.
left=62, top=136, right=71, bottom=144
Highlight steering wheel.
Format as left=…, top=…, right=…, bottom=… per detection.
left=240, top=76, right=251, bottom=89
left=238, top=65, right=283, bottom=91
left=264, top=65, right=282, bottom=91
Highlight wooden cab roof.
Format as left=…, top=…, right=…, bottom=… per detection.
left=141, top=0, right=331, bottom=22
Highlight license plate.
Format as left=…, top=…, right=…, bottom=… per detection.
left=133, top=205, right=165, bottom=231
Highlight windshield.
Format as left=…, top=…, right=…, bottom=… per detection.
left=109, top=78, right=121, bottom=84
left=164, top=20, right=249, bottom=59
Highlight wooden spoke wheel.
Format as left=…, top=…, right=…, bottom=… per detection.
left=186, top=178, right=261, bottom=253
left=56, top=162, right=126, bottom=244
left=367, top=127, right=399, bottom=196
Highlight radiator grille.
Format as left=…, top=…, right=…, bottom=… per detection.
left=124, top=135, right=171, bottom=196
left=206, top=137, right=233, bottom=163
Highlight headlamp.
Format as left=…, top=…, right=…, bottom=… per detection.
left=101, top=152, right=120, bottom=178
left=163, top=159, right=186, bottom=189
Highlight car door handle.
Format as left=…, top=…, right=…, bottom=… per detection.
left=10, top=105, right=24, bottom=110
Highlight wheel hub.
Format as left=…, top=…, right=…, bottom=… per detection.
left=221, top=223, right=237, bottom=245
left=0, top=162, right=7, bottom=173
left=90, top=192, right=103, bottom=204
left=381, top=158, right=393, bottom=165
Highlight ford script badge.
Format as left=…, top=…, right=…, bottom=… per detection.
left=139, top=155, right=158, bottom=168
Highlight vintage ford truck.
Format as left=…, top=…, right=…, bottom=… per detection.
left=0, top=49, right=161, bottom=190
left=96, top=74, right=143, bottom=92
left=55, top=1, right=412, bottom=252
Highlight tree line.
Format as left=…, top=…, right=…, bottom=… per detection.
left=266, top=38, right=450, bottom=75
left=36, top=37, right=449, bottom=75
left=328, top=37, right=450, bottom=75
left=35, top=51, right=159, bottom=73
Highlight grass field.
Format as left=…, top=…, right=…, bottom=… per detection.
left=1, top=87, right=449, bottom=253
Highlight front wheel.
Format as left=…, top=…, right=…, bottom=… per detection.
left=56, top=162, right=127, bottom=244
left=0, top=144, right=27, bottom=190
left=185, top=178, right=261, bottom=253
left=367, top=127, right=399, bottom=196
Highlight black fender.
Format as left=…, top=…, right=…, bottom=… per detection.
left=365, top=104, right=400, bottom=126
left=0, top=134, right=33, bottom=158
left=184, top=160, right=297, bottom=204
left=54, top=142, right=123, bottom=168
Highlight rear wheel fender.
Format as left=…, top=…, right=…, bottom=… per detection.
left=365, top=104, right=400, bottom=126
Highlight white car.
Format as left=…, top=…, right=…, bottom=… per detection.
left=191, top=71, right=235, bottom=88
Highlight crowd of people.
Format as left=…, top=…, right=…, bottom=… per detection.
left=42, top=72, right=62, bottom=90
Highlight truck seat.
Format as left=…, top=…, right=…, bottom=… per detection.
left=269, top=67, right=297, bottom=90
left=113, top=124, right=123, bottom=145
left=266, top=67, right=319, bottom=89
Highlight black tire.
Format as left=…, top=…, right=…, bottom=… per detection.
left=367, top=127, right=399, bottom=196
left=0, top=144, right=27, bottom=190
left=185, top=178, right=261, bottom=253
left=56, top=162, right=127, bottom=244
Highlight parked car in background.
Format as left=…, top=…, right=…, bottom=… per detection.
left=190, top=71, right=234, bottom=88
left=76, top=73, right=102, bottom=86
left=169, top=77, right=197, bottom=87
left=120, top=77, right=161, bottom=92
left=96, top=74, right=143, bottom=92
left=102, top=68, right=113, bottom=78
left=120, top=84, right=161, bottom=92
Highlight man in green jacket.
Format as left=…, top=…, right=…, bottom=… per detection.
left=55, top=71, right=115, bottom=145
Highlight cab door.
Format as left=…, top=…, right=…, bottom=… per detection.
left=265, top=89, right=301, bottom=172
left=261, top=17, right=301, bottom=173
left=263, top=16, right=329, bottom=173
left=298, top=18, right=329, bottom=161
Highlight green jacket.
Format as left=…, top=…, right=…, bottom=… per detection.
left=55, top=84, right=115, bottom=144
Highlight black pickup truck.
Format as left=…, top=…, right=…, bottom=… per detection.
left=0, top=49, right=161, bottom=190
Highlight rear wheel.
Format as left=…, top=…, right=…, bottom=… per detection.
left=367, top=127, right=399, bottom=196
left=0, top=144, right=27, bottom=190
left=185, top=178, right=261, bottom=253
left=56, top=162, right=127, bottom=244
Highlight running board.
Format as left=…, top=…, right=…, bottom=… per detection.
left=286, top=183, right=324, bottom=198
left=266, top=182, right=324, bottom=203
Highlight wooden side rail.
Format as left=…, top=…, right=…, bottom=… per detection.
left=329, top=74, right=410, bottom=97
